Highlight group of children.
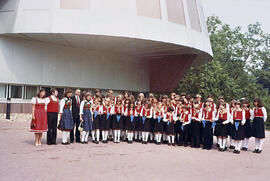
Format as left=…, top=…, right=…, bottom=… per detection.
left=58, top=89, right=267, bottom=154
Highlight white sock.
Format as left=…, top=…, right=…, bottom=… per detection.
left=139, top=131, right=142, bottom=140
left=255, top=138, right=259, bottom=149
left=85, top=132, right=89, bottom=142
left=168, top=136, right=171, bottom=143
left=135, top=131, right=138, bottom=139
left=131, top=132, right=134, bottom=141
left=259, top=139, right=264, bottom=150
left=146, top=132, right=149, bottom=142
left=245, top=138, right=249, bottom=148
left=150, top=133, right=153, bottom=141
left=62, top=131, right=66, bottom=143
left=172, top=136, right=175, bottom=144
left=65, top=131, right=70, bottom=143
left=91, top=131, right=95, bottom=141
left=158, top=134, right=162, bottom=142
left=105, top=131, right=108, bottom=140
left=114, top=130, right=117, bottom=142
left=81, top=131, right=86, bottom=142
left=96, top=130, right=100, bottom=142
left=117, top=130, right=121, bottom=142
left=142, top=132, right=145, bottom=141
left=218, top=138, right=221, bottom=146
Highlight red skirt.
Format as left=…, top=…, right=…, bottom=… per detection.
left=30, top=107, right=48, bottom=133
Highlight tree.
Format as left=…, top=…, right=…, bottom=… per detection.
left=176, top=16, right=270, bottom=124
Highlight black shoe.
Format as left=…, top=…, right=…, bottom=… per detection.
left=224, top=147, right=227, bottom=151
left=70, top=141, right=74, bottom=143
left=257, top=150, right=262, bottom=154
left=237, top=150, right=240, bottom=154
left=184, top=144, right=188, bottom=147
left=218, top=148, right=222, bottom=151
left=168, top=143, right=172, bottom=146
left=52, top=142, right=57, bottom=145
left=81, top=142, right=85, bottom=144
left=62, top=142, right=67, bottom=145
left=92, top=140, right=95, bottom=143
left=102, top=140, right=106, bottom=143
left=84, top=141, right=88, bottom=144
left=47, top=143, right=52, bottom=145
left=95, top=141, right=99, bottom=144
left=202, top=146, right=207, bottom=149
left=253, top=149, right=259, bottom=153
left=233, top=150, right=237, bottom=154
left=216, top=144, right=220, bottom=148
left=229, top=146, right=235, bottom=149
left=242, top=147, right=248, bottom=151
left=76, top=140, right=81, bottom=143
left=206, top=148, right=212, bottom=150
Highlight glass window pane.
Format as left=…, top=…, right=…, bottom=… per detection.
left=137, top=0, right=161, bottom=19
left=25, top=86, right=37, bottom=99
left=166, top=0, right=186, bottom=25
left=0, top=84, right=6, bottom=98
left=187, top=0, right=201, bottom=31
left=11, top=85, right=22, bottom=99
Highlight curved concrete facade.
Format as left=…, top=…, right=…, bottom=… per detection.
left=0, top=0, right=212, bottom=93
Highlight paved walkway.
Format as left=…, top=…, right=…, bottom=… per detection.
left=0, top=120, right=269, bottom=181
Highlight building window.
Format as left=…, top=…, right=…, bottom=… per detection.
left=136, top=0, right=161, bottom=19
left=10, top=85, right=23, bottom=99
left=24, top=86, right=38, bottom=99
left=0, top=84, right=6, bottom=98
left=186, top=0, right=201, bottom=32
left=166, top=0, right=186, bottom=25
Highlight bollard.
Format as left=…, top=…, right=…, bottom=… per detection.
left=6, top=98, right=11, bottom=120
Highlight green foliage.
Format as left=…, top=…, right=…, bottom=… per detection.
left=176, top=16, right=270, bottom=125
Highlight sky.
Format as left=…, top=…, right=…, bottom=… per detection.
left=202, top=0, right=270, bottom=33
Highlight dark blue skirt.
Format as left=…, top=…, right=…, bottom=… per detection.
left=243, top=118, right=252, bottom=138
left=252, top=117, right=265, bottom=139
left=82, top=110, right=92, bottom=132
left=59, top=108, right=74, bottom=131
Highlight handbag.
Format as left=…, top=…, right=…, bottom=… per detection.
left=78, top=122, right=84, bottom=132
left=30, top=118, right=36, bottom=129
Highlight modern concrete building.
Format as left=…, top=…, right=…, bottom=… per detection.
left=0, top=0, right=212, bottom=115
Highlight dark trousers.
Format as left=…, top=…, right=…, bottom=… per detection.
left=47, top=112, right=58, bottom=144
left=70, top=115, right=80, bottom=142
left=174, top=121, right=182, bottom=145
left=191, top=121, right=201, bottom=147
left=183, top=124, right=190, bottom=145
left=203, top=121, right=213, bottom=149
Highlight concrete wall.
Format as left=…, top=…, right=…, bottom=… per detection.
left=0, top=36, right=150, bottom=92
left=0, top=0, right=212, bottom=57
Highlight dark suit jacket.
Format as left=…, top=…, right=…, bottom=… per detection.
left=71, top=96, right=81, bottom=119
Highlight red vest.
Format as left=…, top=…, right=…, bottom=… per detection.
left=142, top=108, right=151, bottom=116
left=244, top=108, right=251, bottom=119
left=166, top=114, right=174, bottom=122
left=219, top=112, right=227, bottom=120
left=192, top=109, right=200, bottom=120
left=254, top=107, right=264, bottom=117
left=181, top=112, right=189, bottom=122
left=203, top=109, right=213, bottom=120
left=102, top=105, right=108, bottom=114
left=47, top=96, right=59, bottom=113
left=115, top=105, right=123, bottom=114
left=128, top=108, right=135, bottom=116
left=155, top=111, right=163, bottom=117
left=233, top=110, right=243, bottom=120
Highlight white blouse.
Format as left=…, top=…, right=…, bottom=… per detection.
left=31, top=97, right=47, bottom=105
left=59, top=98, right=72, bottom=113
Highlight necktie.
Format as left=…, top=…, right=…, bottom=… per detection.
left=77, top=96, right=80, bottom=106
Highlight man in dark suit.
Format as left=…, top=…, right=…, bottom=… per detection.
left=70, top=89, right=81, bottom=143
